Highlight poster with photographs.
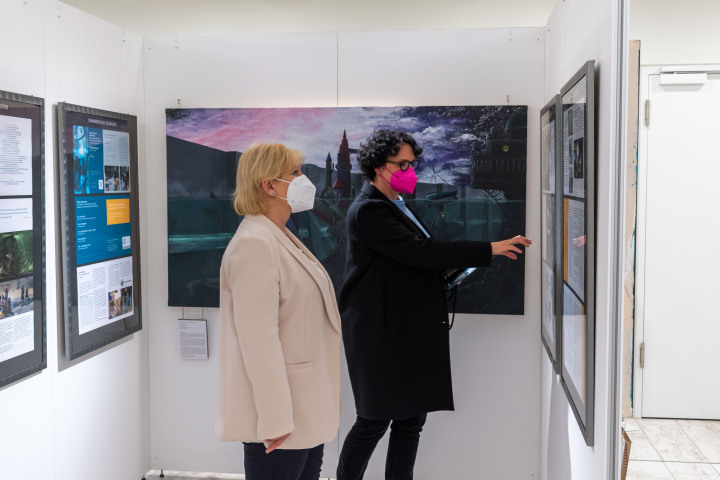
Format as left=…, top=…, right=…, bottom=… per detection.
left=57, top=103, right=142, bottom=361
left=0, top=90, right=46, bottom=388
left=540, top=96, right=562, bottom=372
left=559, top=61, right=596, bottom=446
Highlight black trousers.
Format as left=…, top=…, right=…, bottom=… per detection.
left=337, top=414, right=427, bottom=480
left=243, top=442, right=323, bottom=480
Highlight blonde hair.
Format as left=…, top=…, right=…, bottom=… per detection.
left=233, top=143, right=304, bottom=215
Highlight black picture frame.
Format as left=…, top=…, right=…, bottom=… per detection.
left=0, top=90, right=47, bottom=388
left=558, top=60, right=596, bottom=446
left=540, top=95, right=563, bottom=374
left=57, top=103, right=142, bottom=361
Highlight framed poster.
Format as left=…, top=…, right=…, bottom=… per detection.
left=0, top=90, right=47, bottom=388
left=540, top=95, right=562, bottom=373
left=57, top=103, right=142, bottom=360
left=559, top=60, right=596, bottom=446
left=166, top=106, right=528, bottom=315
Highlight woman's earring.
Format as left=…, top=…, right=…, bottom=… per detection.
left=272, top=191, right=277, bottom=196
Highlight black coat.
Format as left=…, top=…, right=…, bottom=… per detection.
left=338, top=182, right=492, bottom=420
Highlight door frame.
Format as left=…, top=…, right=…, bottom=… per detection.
left=633, top=64, right=720, bottom=419
left=632, top=65, right=655, bottom=419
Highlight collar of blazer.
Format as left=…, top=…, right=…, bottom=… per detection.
left=360, top=182, right=430, bottom=238
left=243, top=214, right=341, bottom=333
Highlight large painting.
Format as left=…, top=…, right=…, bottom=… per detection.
left=166, top=106, right=527, bottom=314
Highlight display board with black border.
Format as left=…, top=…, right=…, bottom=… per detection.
left=0, top=90, right=47, bottom=388
left=559, top=60, right=596, bottom=446
left=57, top=103, right=141, bottom=360
left=540, top=95, right=563, bottom=374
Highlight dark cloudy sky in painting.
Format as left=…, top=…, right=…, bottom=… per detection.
left=166, top=106, right=524, bottom=186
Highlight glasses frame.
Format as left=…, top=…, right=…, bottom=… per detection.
left=386, top=159, right=421, bottom=171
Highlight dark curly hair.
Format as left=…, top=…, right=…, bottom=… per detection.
left=356, top=130, right=423, bottom=180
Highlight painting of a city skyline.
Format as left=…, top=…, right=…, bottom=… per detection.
left=166, top=106, right=527, bottom=314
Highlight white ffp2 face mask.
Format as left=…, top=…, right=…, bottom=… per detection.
left=274, top=175, right=316, bottom=213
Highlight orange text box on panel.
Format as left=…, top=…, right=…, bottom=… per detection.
left=106, top=198, right=130, bottom=225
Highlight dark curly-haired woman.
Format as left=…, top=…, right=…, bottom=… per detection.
left=337, top=130, right=530, bottom=480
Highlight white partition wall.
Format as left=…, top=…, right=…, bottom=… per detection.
left=0, top=4, right=54, bottom=480
left=144, top=28, right=544, bottom=478
left=0, top=1, right=150, bottom=480
left=338, top=28, right=544, bottom=479
left=0, top=0, right=628, bottom=478
left=540, top=0, right=624, bottom=479
left=142, top=32, right=339, bottom=474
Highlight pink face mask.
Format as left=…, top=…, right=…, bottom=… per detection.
left=381, top=167, right=418, bottom=194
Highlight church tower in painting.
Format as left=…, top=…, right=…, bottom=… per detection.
left=333, top=130, right=352, bottom=199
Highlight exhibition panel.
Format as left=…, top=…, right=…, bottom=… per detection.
left=540, top=94, right=562, bottom=374
left=57, top=103, right=142, bottom=361
left=0, top=90, right=47, bottom=388
left=559, top=60, right=596, bottom=447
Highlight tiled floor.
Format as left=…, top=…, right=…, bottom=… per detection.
left=625, top=418, right=720, bottom=479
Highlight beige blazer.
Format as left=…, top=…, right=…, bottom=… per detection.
left=216, top=214, right=341, bottom=449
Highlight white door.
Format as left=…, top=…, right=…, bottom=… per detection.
left=639, top=71, right=720, bottom=419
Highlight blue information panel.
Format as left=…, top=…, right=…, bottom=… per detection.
left=75, top=196, right=132, bottom=265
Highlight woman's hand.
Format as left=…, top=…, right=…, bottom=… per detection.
left=491, top=235, right=532, bottom=260
left=264, top=433, right=291, bottom=453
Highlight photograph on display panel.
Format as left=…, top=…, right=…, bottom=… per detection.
left=166, top=106, right=528, bottom=315
left=559, top=60, right=596, bottom=446
left=0, top=90, right=46, bottom=388
left=540, top=95, right=562, bottom=373
left=564, top=101, right=586, bottom=199
left=57, top=103, right=142, bottom=361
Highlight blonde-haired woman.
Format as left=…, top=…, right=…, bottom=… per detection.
left=217, top=143, right=341, bottom=479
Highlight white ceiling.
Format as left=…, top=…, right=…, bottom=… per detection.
left=61, top=0, right=557, bottom=36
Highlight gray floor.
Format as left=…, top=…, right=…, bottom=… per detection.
left=146, top=420, right=720, bottom=480
left=625, top=418, right=720, bottom=479
left=144, top=471, right=244, bottom=480
left=144, top=471, right=334, bottom=480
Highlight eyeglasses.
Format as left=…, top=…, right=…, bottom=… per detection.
left=386, top=159, right=421, bottom=171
